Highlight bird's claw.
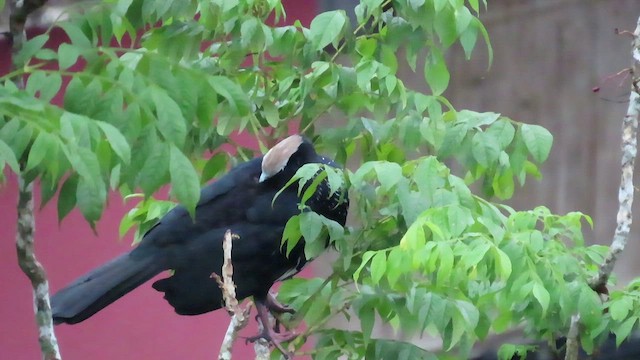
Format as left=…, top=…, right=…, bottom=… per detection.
left=265, top=293, right=295, bottom=314
left=245, top=329, right=298, bottom=358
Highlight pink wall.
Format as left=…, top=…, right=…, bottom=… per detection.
left=0, top=1, right=317, bottom=359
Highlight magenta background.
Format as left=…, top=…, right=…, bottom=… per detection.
left=0, top=2, right=317, bottom=359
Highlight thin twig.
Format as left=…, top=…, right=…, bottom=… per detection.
left=10, top=1, right=60, bottom=360
left=590, top=16, right=640, bottom=291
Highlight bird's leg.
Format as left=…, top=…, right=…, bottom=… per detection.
left=265, top=292, right=295, bottom=314
left=265, top=292, right=294, bottom=333
left=246, top=301, right=297, bottom=357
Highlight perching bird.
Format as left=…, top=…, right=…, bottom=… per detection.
left=50, top=134, right=349, bottom=353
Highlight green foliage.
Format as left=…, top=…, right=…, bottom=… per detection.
left=0, top=0, right=626, bottom=358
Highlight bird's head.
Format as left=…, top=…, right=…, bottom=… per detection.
left=259, top=134, right=315, bottom=183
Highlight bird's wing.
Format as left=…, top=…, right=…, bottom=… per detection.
left=134, top=157, right=263, bottom=250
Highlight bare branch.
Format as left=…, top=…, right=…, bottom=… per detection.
left=253, top=320, right=271, bottom=360
left=216, top=230, right=248, bottom=360
left=220, top=230, right=240, bottom=312
left=218, top=310, right=251, bottom=360
left=9, top=0, right=60, bottom=359
left=16, top=178, right=61, bottom=360
left=564, top=314, right=581, bottom=360
left=214, top=230, right=270, bottom=360
left=590, top=16, right=640, bottom=290
left=564, top=16, right=640, bottom=360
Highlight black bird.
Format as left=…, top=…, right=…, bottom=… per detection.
left=51, top=134, right=349, bottom=352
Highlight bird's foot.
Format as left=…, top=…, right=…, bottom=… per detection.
left=247, top=299, right=298, bottom=358
left=265, top=292, right=295, bottom=314
left=245, top=328, right=298, bottom=358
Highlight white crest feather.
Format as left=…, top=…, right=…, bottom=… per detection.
left=259, top=135, right=304, bottom=182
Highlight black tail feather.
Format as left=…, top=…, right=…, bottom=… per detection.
left=51, top=252, right=164, bottom=324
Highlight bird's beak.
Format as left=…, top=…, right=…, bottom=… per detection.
left=259, top=172, right=268, bottom=183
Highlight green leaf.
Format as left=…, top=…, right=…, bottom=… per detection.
left=58, top=43, right=80, bottom=70
left=309, top=10, right=347, bottom=51
left=532, top=282, right=550, bottom=314
left=497, top=344, right=536, bottom=360
left=424, top=49, right=450, bottom=95
left=324, top=166, right=344, bottom=197
left=240, top=17, right=259, bottom=49
left=436, top=243, right=454, bottom=285
left=356, top=38, right=377, bottom=58
left=299, top=212, right=324, bottom=258
left=202, top=153, right=228, bottom=183
left=169, top=145, right=200, bottom=217
left=152, top=88, right=187, bottom=147
left=472, top=132, right=500, bottom=167
left=15, top=34, right=49, bottom=64
left=58, top=175, right=79, bottom=223
left=60, top=21, right=92, bottom=48
left=492, top=246, right=512, bottom=280
left=64, top=145, right=101, bottom=186
left=492, top=167, right=514, bottom=200
left=610, top=296, right=633, bottom=322
left=461, top=240, right=490, bottom=268
left=96, top=121, right=131, bottom=164
left=354, top=251, right=376, bottom=284
left=136, top=141, right=169, bottom=195
left=262, top=101, right=280, bottom=127
left=359, top=302, right=375, bottom=343
left=454, top=6, right=473, bottom=34
left=433, top=0, right=447, bottom=12
left=459, top=16, right=478, bottom=59
left=374, top=162, right=403, bottom=191
left=614, top=316, right=638, bottom=347
left=475, top=18, right=493, bottom=67
left=76, top=175, right=106, bottom=225
left=0, top=139, right=19, bottom=173
left=486, top=119, right=516, bottom=149
left=521, top=124, right=553, bottom=162
left=207, top=76, right=251, bottom=116
left=282, top=215, right=302, bottom=256
left=370, top=251, right=387, bottom=284
left=26, top=132, right=57, bottom=171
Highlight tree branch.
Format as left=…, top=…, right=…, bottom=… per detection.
left=9, top=0, right=60, bottom=360
left=590, top=15, right=640, bottom=291
left=564, top=16, right=640, bottom=360
left=214, top=230, right=249, bottom=360
left=253, top=320, right=271, bottom=360
left=214, top=230, right=270, bottom=360
left=564, top=314, right=581, bottom=360
left=16, top=177, right=61, bottom=360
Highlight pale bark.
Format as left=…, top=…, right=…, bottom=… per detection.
left=10, top=0, right=60, bottom=359
left=591, top=15, right=640, bottom=291
left=566, top=15, right=640, bottom=360
left=214, top=230, right=270, bottom=360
